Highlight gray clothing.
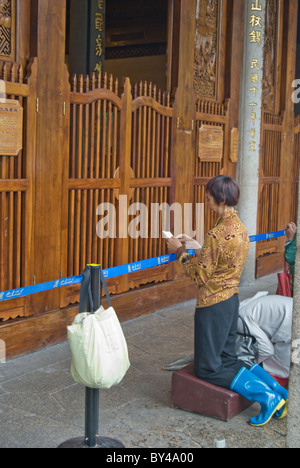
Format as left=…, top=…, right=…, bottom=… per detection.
left=238, top=292, right=293, bottom=378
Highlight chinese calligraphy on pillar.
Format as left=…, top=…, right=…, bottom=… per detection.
left=91, top=0, right=105, bottom=74
left=247, top=0, right=264, bottom=155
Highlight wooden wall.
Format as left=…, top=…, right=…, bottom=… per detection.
left=0, top=60, right=37, bottom=320
left=256, top=0, right=299, bottom=277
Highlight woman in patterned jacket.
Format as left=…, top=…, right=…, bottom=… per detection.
left=167, top=175, right=288, bottom=426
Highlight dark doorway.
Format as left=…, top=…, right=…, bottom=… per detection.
left=105, top=0, right=168, bottom=90
left=66, top=0, right=169, bottom=91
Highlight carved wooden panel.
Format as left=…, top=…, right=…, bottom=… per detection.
left=0, top=0, right=15, bottom=62
left=193, top=0, right=219, bottom=99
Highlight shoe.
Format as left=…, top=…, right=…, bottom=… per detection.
left=249, top=364, right=288, bottom=419
left=230, top=367, right=285, bottom=427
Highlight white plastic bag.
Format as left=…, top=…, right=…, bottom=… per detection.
left=68, top=305, right=130, bottom=389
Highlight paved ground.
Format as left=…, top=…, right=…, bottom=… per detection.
left=0, top=274, right=289, bottom=448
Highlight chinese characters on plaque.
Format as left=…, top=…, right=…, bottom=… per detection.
left=198, top=124, right=223, bottom=162
left=0, top=80, right=23, bottom=156
left=69, top=0, right=106, bottom=76
left=93, top=0, right=105, bottom=74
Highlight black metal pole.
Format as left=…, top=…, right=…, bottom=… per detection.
left=85, top=388, right=99, bottom=447
left=84, top=265, right=101, bottom=448
left=58, top=264, right=125, bottom=448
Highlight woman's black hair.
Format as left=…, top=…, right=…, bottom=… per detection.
left=206, top=175, right=240, bottom=207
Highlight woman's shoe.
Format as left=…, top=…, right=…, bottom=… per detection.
left=230, top=367, right=285, bottom=427
left=249, top=364, right=288, bottom=419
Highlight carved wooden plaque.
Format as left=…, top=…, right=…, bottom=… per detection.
left=230, top=127, right=239, bottom=163
left=198, top=124, right=223, bottom=162
left=0, top=99, right=23, bottom=156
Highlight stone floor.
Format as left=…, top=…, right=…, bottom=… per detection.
left=0, top=274, right=289, bottom=448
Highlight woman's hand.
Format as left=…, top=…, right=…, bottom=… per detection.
left=176, top=234, right=202, bottom=255
left=166, top=237, right=182, bottom=252
left=286, top=222, right=297, bottom=241
left=176, top=234, right=193, bottom=243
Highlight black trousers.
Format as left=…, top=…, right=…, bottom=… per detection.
left=194, top=294, right=249, bottom=389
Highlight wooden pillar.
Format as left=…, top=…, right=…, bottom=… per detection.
left=170, top=0, right=196, bottom=277
left=16, top=0, right=31, bottom=68
left=170, top=0, right=196, bottom=217
left=117, top=78, right=132, bottom=293
left=23, top=59, right=38, bottom=289
left=223, top=0, right=244, bottom=178
left=167, top=0, right=181, bottom=97
left=31, top=0, right=70, bottom=313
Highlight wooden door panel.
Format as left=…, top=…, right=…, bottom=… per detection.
left=0, top=59, right=37, bottom=320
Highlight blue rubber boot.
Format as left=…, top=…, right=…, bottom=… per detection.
left=249, top=364, right=288, bottom=420
left=230, top=367, right=285, bottom=427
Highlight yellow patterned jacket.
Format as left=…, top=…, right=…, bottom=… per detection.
left=176, top=210, right=249, bottom=308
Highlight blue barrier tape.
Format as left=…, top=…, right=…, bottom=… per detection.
left=0, top=230, right=286, bottom=302
left=102, top=251, right=178, bottom=280
left=0, top=276, right=83, bottom=302
left=248, top=230, right=285, bottom=243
